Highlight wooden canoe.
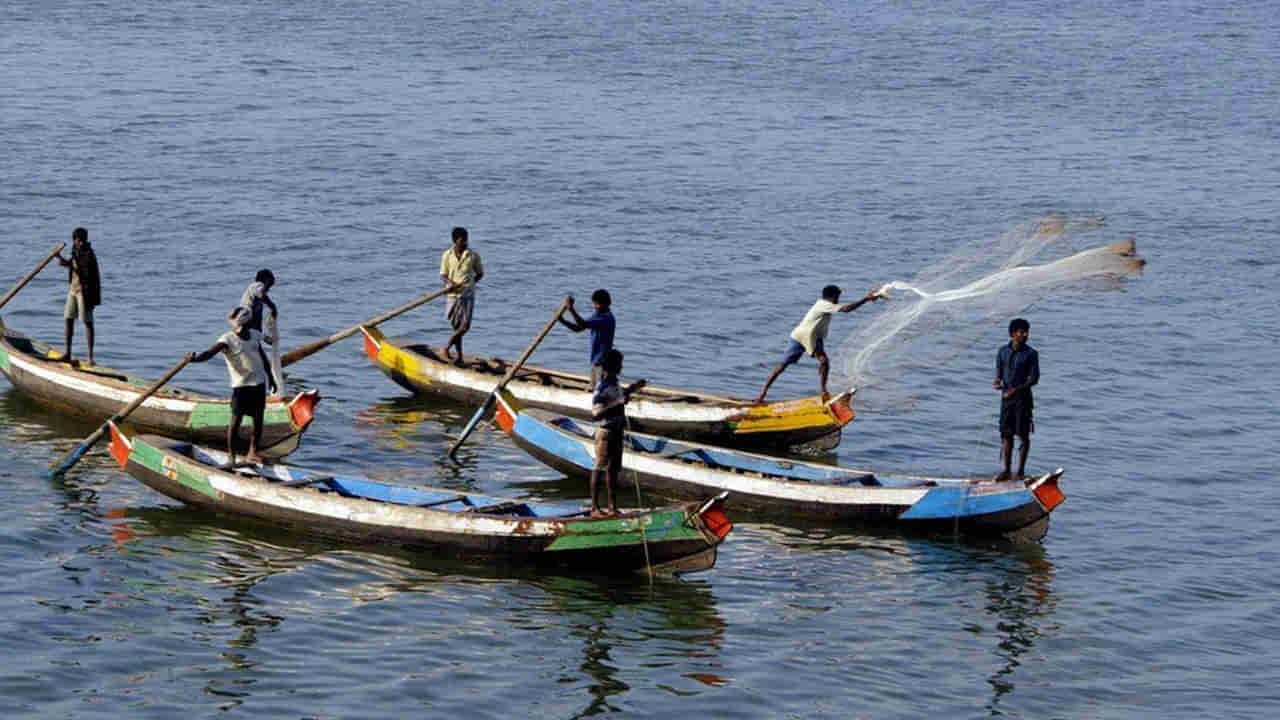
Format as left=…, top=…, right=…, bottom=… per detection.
left=493, top=390, right=1066, bottom=543
left=1, top=318, right=319, bottom=458
left=106, top=423, right=733, bottom=575
left=359, top=325, right=855, bottom=452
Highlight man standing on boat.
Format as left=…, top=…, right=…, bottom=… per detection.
left=439, top=227, right=484, bottom=366
left=590, top=349, right=645, bottom=516
left=55, top=227, right=101, bottom=366
left=755, top=285, right=881, bottom=404
left=994, top=317, right=1039, bottom=480
left=559, top=289, right=615, bottom=389
left=188, top=306, right=277, bottom=466
left=240, top=269, right=283, bottom=395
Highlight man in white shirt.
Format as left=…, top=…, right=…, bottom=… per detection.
left=754, top=285, right=881, bottom=403
left=188, top=306, right=277, bottom=466
left=439, top=227, right=484, bottom=365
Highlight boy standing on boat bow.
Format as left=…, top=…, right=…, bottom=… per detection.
left=440, top=227, right=484, bottom=365
left=994, top=317, right=1039, bottom=480
left=755, top=285, right=881, bottom=403
left=55, top=227, right=101, bottom=366
left=591, top=349, right=645, bottom=517
left=188, top=307, right=277, bottom=466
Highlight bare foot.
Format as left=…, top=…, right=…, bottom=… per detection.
left=244, top=454, right=265, bottom=465
left=993, top=471, right=1012, bottom=482
left=753, top=395, right=766, bottom=405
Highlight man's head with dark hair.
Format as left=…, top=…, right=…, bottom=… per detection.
left=1008, top=318, right=1030, bottom=335
left=255, top=269, right=275, bottom=289
left=72, top=227, right=88, bottom=244
left=822, top=285, right=842, bottom=302
left=591, top=289, right=611, bottom=309
left=601, top=348, right=624, bottom=374
left=452, top=227, right=468, bottom=243
left=228, top=306, right=251, bottom=329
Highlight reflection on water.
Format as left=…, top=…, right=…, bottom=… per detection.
left=981, top=544, right=1057, bottom=714
left=105, top=503, right=729, bottom=716
left=0, top=387, right=101, bottom=446
left=529, top=575, right=728, bottom=717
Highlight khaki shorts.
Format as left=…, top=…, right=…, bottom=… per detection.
left=64, top=290, right=93, bottom=323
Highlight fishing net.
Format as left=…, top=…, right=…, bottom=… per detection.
left=837, top=215, right=1145, bottom=410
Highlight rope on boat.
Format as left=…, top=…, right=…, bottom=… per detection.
left=625, top=416, right=654, bottom=585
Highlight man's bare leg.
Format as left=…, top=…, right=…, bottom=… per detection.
left=1015, top=436, right=1030, bottom=479
left=85, top=321, right=95, bottom=366
left=755, top=364, right=787, bottom=404
left=996, top=436, right=1013, bottom=480
left=817, top=352, right=831, bottom=398
left=227, top=415, right=243, bottom=467
left=64, top=318, right=75, bottom=360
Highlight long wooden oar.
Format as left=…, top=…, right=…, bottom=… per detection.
left=44, top=355, right=192, bottom=478
left=448, top=299, right=569, bottom=459
left=280, top=284, right=460, bottom=367
left=0, top=242, right=66, bottom=311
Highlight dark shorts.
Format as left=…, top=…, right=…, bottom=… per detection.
left=593, top=427, right=623, bottom=474
left=231, top=384, right=267, bottom=418
left=781, top=338, right=823, bottom=366
left=1000, top=394, right=1034, bottom=438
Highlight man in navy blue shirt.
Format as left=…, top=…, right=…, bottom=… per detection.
left=560, top=288, right=616, bottom=389
left=994, top=317, right=1040, bottom=480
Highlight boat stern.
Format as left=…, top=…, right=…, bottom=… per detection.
left=493, top=388, right=523, bottom=433
left=826, top=388, right=857, bottom=427
left=288, top=389, right=321, bottom=431
left=107, top=421, right=133, bottom=469
left=360, top=325, right=384, bottom=363
left=1027, top=468, right=1066, bottom=512
left=692, top=491, right=733, bottom=543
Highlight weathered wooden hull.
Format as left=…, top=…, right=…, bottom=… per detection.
left=495, top=394, right=1065, bottom=542
left=107, top=427, right=732, bottom=575
left=1, top=319, right=318, bottom=457
left=359, top=325, right=854, bottom=452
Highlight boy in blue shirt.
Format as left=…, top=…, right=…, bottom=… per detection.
left=994, top=317, right=1040, bottom=480
left=560, top=288, right=615, bottom=389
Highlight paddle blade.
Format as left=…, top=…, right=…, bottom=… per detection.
left=44, top=426, right=108, bottom=478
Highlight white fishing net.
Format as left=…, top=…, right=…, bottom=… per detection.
left=837, top=215, right=1145, bottom=409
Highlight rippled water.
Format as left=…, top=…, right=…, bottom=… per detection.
left=3, top=1, right=1279, bottom=717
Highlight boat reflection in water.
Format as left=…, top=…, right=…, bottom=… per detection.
left=103, top=504, right=730, bottom=714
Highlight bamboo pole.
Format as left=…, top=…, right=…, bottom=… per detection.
left=0, top=242, right=66, bottom=311
left=448, top=299, right=569, bottom=459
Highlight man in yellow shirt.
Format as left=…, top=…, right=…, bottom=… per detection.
left=439, top=227, right=484, bottom=364
left=755, top=285, right=880, bottom=403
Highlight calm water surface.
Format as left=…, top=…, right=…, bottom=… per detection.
left=2, top=1, right=1278, bottom=717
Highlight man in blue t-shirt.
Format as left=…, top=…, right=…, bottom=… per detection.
left=993, top=317, right=1040, bottom=480
left=559, top=288, right=616, bottom=389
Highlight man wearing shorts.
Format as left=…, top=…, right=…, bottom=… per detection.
left=589, top=349, right=645, bottom=516
left=55, top=227, right=101, bottom=366
left=755, top=284, right=881, bottom=403
left=994, top=317, right=1039, bottom=480
left=439, top=227, right=484, bottom=365
left=188, top=307, right=277, bottom=466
